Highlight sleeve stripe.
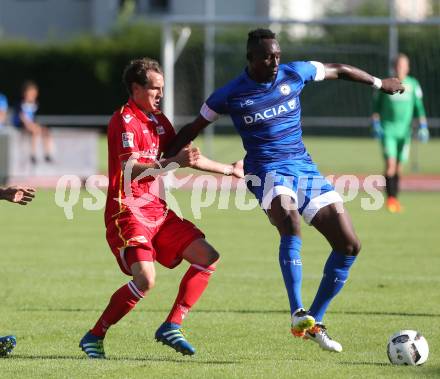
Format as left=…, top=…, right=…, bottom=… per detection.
left=119, top=152, right=140, bottom=158
left=310, top=61, right=326, bottom=82
left=200, top=103, right=219, bottom=122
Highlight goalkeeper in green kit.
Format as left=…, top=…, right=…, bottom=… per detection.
left=372, top=53, right=429, bottom=213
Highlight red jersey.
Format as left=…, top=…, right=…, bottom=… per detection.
left=105, top=98, right=176, bottom=227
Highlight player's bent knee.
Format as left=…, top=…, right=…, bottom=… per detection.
left=343, top=237, right=361, bottom=256
left=200, top=244, right=220, bottom=266
left=269, top=210, right=301, bottom=236
left=207, top=248, right=220, bottom=266
left=133, top=271, right=156, bottom=292
left=182, top=238, right=220, bottom=267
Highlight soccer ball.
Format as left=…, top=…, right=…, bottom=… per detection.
left=387, top=330, right=429, bottom=366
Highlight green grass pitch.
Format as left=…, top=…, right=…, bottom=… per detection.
left=0, top=187, right=439, bottom=378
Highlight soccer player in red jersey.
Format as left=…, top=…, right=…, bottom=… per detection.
left=0, top=185, right=35, bottom=356
left=79, top=58, right=243, bottom=358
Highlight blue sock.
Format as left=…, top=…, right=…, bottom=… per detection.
left=279, top=235, right=303, bottom=314
left=309, top=251, right=356, bottom=322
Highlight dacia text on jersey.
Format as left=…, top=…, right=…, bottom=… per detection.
left=243, top=99, right=296, bottom=125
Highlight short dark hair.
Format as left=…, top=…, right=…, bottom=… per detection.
left=247, top=28, right=276, bottom=53
left=122, top=58, right=163, bottom=95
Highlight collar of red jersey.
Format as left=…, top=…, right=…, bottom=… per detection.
left=127, top=98, right=162, bottom=123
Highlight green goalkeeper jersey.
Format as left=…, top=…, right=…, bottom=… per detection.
left=373, top=75, right=426, bottom=138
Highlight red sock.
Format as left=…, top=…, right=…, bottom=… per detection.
left=166, top=264, right=216, bottom=325
left=91, top=281, right=144, bottom=337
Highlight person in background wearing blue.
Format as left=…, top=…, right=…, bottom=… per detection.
left=13, top=81, right=54, bottom=164
left=0, top=92, right=8, bottom=129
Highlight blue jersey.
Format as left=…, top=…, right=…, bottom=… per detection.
left=201, top=61, right=325, bottom=171
left=13, top=101, right=38, bottom=128
left=0, top=93, right=7, bottom=128
left=0, top=93, right=7, bottom=112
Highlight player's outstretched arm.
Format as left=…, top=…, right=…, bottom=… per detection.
left=323, top=63, right=405, bottom=95
left=0, top=186, right=35, bottom=205
left=192, top=155, right=244, bottom=178
left=163, top=115, right=211, bottom=159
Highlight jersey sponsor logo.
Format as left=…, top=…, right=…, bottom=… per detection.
left=122, top=132, right=134, bottom=148
left=140, top=147, right=159, bottom=160
left=243, top=99, right=296, bottom=125
left=279, top=84, right=291, bottom=95
left=123, top=114, right=133, bottom=124
left=240, top=99, right=254, bottom=108
left=156, top=125, right=165, bottom=135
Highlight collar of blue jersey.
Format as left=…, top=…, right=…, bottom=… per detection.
left=244, top=67, right=277, bottom=88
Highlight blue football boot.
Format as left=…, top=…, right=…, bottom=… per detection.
left=0, top=335, right=16, bottom=357
left=155, top=322, right=195, bottom=356
left=79, top=331, right=106, bottom=359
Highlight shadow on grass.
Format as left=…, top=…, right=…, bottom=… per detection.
left=329, top=310, right=440, bottom=318
left=341, top=361, right=440, bottom=373
left=418, top=366, right=440, bottom=376
left=9, top=354, right=239, bottom=365
left=339, top=361, right=389, bottom=367
left=17, top=308, right=440, bottom=318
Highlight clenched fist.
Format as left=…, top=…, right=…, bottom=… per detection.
left=381, top=78, right=405, bottom=95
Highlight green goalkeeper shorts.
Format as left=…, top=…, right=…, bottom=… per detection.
left=381, top=135, right=411, bottom=163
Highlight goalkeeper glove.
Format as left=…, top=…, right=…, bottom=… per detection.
left=372, top=119, right=383, bottom=139
left=417, top=123, right=429, bottom=143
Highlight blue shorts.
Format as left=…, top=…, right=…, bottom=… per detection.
left=245, top=159, right=343, bottom=224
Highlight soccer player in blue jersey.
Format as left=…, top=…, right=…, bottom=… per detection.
left=165, top=29, right=404, bottom=352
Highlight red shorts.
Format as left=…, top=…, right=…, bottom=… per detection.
left=106, top=209, right=205, bottom=275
